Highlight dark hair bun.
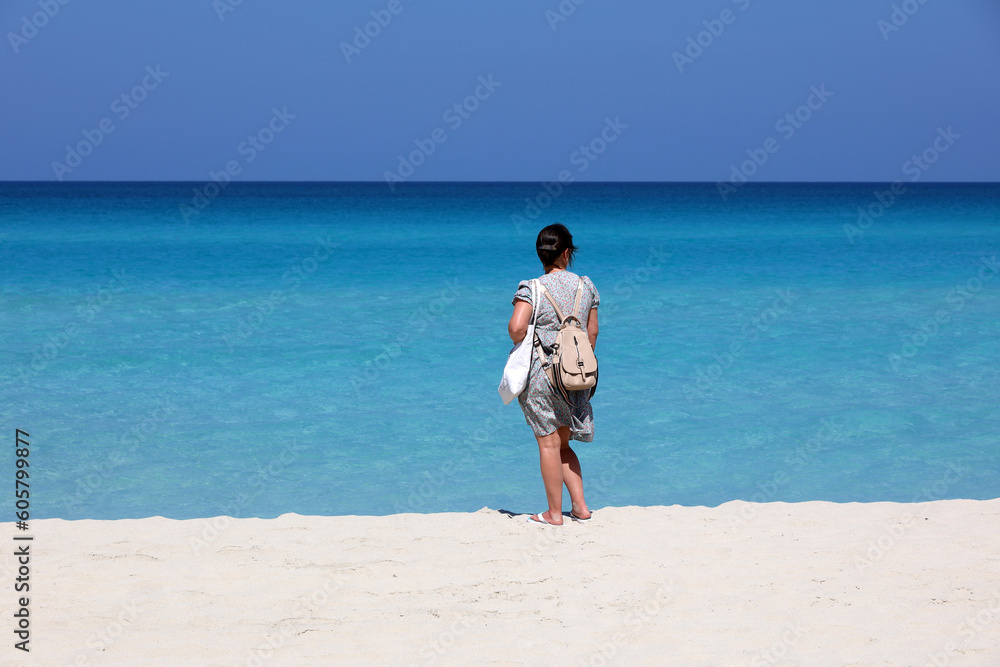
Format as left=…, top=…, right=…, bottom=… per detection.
left=536, top=224, right=578, bottom=267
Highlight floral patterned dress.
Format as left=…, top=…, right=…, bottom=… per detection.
left=512, top=270, right=600, bottom=442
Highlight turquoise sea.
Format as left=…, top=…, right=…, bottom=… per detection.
left=2, top=182, right=998, bottom=520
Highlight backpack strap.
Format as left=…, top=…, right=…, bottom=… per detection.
left=537, top=283, right=566, bottom=323
left=571, top=278, right=584, bottom=320
left=538, top=278, right=586, bottom=324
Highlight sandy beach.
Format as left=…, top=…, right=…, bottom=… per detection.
left=7, top=499, right=1000, bottom=666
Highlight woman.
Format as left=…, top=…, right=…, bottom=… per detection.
left=508, top=224, right=600, bottom=526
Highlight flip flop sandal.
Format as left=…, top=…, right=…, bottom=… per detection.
left=526, top=511, right=562, bottom=526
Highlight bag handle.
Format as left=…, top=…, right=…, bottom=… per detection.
left=529, top=279, right=540, bottom=327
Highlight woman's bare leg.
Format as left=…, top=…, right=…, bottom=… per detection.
left=559, top=430, right=590, bottom=519
left=533, top=427, right=565, bottom=525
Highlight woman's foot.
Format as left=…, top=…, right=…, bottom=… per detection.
left=526, top=510, right=563, bottom=526
left=570, top=504, right=591, bottom=521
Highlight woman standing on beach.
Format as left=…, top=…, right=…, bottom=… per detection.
left=508, top=224, right=600, bottom=526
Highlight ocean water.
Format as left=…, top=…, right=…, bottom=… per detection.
left=1, top=182, right=998, bottom=521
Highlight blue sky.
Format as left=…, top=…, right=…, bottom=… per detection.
left=3, top=1, right=999, bottom=182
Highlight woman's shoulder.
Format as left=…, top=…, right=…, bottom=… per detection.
left=562, top=271, right=597, bottom=290
left=579, top=274, right=600, bottom=306
left=512, top=278, right=537, bottom=304
left=537, top=270, right=598, bottom=288
left=539, top=269, right=580, bottom=280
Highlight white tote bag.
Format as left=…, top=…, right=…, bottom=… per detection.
left=498, top=279, right=539, bottom=404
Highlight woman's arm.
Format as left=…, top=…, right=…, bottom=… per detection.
left=508, top=299, right=532, bottom=343
left=587, top=307, right=598, bottom=350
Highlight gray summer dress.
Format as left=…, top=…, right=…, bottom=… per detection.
left=512, top=270, right=600, bottom=442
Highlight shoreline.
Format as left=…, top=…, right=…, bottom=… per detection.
left=8, top=498, right=1000, bottom=665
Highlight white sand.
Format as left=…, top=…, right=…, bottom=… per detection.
left=6, top=499, right=1000, bottom=666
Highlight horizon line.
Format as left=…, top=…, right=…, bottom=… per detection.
left=1, top=180, right=998, bottom=185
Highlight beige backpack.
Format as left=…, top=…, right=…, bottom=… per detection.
left=533, top=278, right=598, bottom=404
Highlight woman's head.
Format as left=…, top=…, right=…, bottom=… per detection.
left=536, top=224, right=578, bottom=269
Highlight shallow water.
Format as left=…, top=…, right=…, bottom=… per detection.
left=2, top=182, right=998, bottom=519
